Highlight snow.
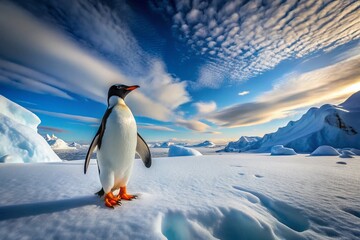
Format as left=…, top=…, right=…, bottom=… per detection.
left=310, top=145, right=340, bottom=156
left=45, top=134, right=75, bottom=150
left=191, top=140, right=216, bottom=148
left=153, top=141, right=175, bottom=148
left=339, top=150, right=355, bottom=158
left=270, top=145, right=297, bottom=155
left=168, top=145, right=202, bottom=157
left=0, top=96, right=61, bottom=163
left=223, top=136, right=261, bottom=152
left=0, top=154, right=359, bottom=239
left=225, top=91, right=360, bottom=153
left=0, top=95, right=40, bottom=130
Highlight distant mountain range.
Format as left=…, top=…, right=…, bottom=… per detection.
left=223, top=91, right=360, bottom=153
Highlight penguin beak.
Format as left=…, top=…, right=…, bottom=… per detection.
left=126, top=85, right=140, bottom=91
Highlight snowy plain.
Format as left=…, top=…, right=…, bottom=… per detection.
left=0, top=154, right=359, bottom=240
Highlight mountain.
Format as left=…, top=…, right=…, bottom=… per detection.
left=228, top=91, right=360, bottom=153
left=0, top=95, right=61, bottom=163
left=191, top=140, right=216, bottom=148
left=223, top=136, right=261, bottom=152
left=45, top=134, right=75, bottom=150
left=153, top=141, right=175, bottom=148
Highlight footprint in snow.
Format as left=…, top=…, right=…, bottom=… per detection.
left=254, top=174, right=264, bottom=178
left=232, top=186, right=310, bottom=232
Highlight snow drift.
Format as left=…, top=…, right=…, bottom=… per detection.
left=168, top=145, right=202, bottom=157
left=0, top=95, right=61, bottom=163
left=310, top=146, right=340, bottom=156
left=271, top=145, right=297, bottom=155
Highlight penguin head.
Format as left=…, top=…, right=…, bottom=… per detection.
left=107, top=84, right=139, bottom=105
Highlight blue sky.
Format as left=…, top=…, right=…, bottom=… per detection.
left=0, top=0, right=359, bottom=144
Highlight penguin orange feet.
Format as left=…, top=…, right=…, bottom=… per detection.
left=119, top=186, right=138, bottom=201
left=104, top=192, right=122, bottom=208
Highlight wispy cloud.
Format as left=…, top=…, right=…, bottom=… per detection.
left=38, top=126, right=68, bottom=133
left=209, top=54, right=360, bottom=127
left=175, top=118, right=210, bottom=132
left=32, top=109, right=100, bottom=124
left=138, top=124, right=175, bottom=132
left=159, top=0, right=360, bottom=87
left=193, top=101, right=217, bottom=114
left=0, top=1, right=190, bottom=122
left=238, top=91, right=249, bottom=96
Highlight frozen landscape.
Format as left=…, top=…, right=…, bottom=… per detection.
left=0, top=154, right=359, bottom=239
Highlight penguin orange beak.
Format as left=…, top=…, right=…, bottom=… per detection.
left=126, top=85, right=139, bottom=91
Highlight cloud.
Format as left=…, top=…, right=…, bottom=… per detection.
left=193, top=101, right=217, bottom=114
left=238, top=91, right=250, bottom=96
left=138, top=124, right=175, bottom=132
left=38, top=126, right=68, bottom=133
left=208, top=54, right=360, bottom=127
left=175, top=119, right=210, bottom=132
left=31, top=109, right=100, bottom=124
left=0, top=1, right=190, bottom=122
left=159, top=0, right=360, bottom=87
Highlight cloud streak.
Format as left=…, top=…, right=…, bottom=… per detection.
left=0, top=1, right=190, bottom=122
left=32, top=109, right=100, bottom=124
left=209, top=54, right=360, bottom=127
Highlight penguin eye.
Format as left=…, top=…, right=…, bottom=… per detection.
left=117, top=85, right=121, bottom=89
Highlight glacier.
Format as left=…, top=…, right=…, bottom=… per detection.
left=168, top=145, right=202, bottom=157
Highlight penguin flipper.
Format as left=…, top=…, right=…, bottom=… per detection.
left=84, top=107, right=113, bottom=174
left=136, top=133, right=152, bottom=168
left=84, top=134, right=99, bottom=174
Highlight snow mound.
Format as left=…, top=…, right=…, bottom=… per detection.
left=168, top=145, right=202, bottom=157
left=191, top=140, right=216, bottom=148
left=311, top=146, right=340, bottom=156
left=0, top=96, right=61, bottom=163
left=271, top=145, right=297, bottom=155
left=339, top=150, right=354, bottom=158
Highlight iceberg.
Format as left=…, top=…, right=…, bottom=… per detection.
left=168, top=145, right=202, bottom=157
left=0, top=96, right=61, bottom=163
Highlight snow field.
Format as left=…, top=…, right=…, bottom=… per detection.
left=0, top=154, right=359, bottom=239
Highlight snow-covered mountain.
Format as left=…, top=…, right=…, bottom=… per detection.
left=45, top=134, right=75, bottom=150
left=226, top=91, right=360, bottom=153
left=191, top=140, right=216, bottom=148
left=152, top=141, right=175, bottom=148
left=0, top=95, right=61, bottom=163
left=223, top=136, right=261, bottom=152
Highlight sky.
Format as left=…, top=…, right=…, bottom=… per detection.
left=0, top=0, right=359, bottom=144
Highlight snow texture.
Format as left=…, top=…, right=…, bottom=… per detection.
left=270, top=145, right=297, bottom=155
left=0, top=154, right=359, bottom=239
left=339, top=150, right=354, bottom=158
left=311, top=145, right=340, bottom=156
left=0, top=96, right=61, bottom=163
left=224, top=91, right=360, bottom=153
left=153, top=142, right=175, bottom=148
left=168, top=145, right=202, bottom=157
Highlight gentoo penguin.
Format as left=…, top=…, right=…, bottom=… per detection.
left=84, top=84, right=151, bottom=208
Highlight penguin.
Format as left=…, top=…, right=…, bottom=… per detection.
left=84, top=84, right=151, bottom=208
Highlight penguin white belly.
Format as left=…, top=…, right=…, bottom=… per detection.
left=97, top=104, right=137, bottom=193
